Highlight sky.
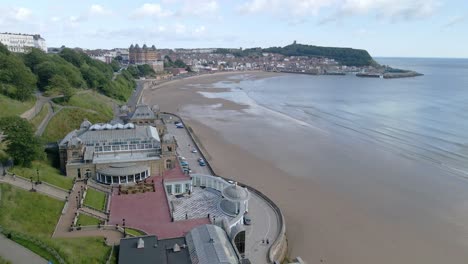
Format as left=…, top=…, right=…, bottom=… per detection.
left=0, top=0, right=467, bottom=58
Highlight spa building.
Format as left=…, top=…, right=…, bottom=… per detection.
left=59, top=105, right=177, bottom=184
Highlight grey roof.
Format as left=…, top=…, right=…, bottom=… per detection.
left=119, top=235, right=190, bottom=264
left=162, top=133, right=175, bottom=142
left=80, top=120, right=92, bottom=130
left=130, top=105, right=156, bottom=120
left=60, top=125, right=160, bottom=147
left=185, top=224, right=239, bottom=264
left=84, top=146, right=94, bottom=161
left=222, top=185, right=249, bottom=202
left=97, top=163, right=149, bottom=176
left=67, top=136, right=82, bottom=148
left=220, top=199, right=237, bottom=216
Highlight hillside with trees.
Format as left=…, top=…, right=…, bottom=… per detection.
left=215, top=42, right=376, bottom=67
left=0, top=43, right=140, bottom=103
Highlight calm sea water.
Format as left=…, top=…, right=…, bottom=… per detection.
left=225, top=58, right=468, bottom=178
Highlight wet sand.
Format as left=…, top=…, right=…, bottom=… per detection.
left=143, top=72, right=468, bottom=263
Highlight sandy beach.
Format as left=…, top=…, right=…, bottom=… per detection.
left=142, top=72, right=468, bottom=263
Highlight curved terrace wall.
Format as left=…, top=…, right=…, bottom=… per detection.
left=162, top=112, right=288, bottom=263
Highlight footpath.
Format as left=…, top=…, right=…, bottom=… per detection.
left=0, top=234, right=47, bottom=264
left=0, top=174, right=68, bottom=200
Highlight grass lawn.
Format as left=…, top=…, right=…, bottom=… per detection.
left=0, top=94, right=35, bottom=118
left=125, top=228, right=146, bottom=237
left=76, top=213, right=102, bottom=226
left=53, top=90, right=119, bottom=120
left=30, top=104, right=49, bottom=129
left=0, top=183, right=63, bottom=236
left=0, top=255, right=12, bottom=264
left=10, top=236, right=60, bottom=264
left=84, top=188, right=106, bottom=211
left=42, top=108, right=109, bottom=142
left=0, top=184, right=111, bottom=264
left=10, top=160, right=73, bottom=190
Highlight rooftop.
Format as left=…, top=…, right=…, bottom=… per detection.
left=119, top=235, right=191, bottom=264
left=60, top=123, right=160, bottom=147
left=130, top=105, right=156, bottom=120
left=185, top=224, right=239, bottom=264
left=92, top=150, right=160, bottom=164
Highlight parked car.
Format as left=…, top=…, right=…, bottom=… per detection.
left=244, top=214, right=252, bottom=225
left=198, top=160, right=206, bottom=166
left=176, top=123, right=184, bottom=128
left=191, top=148, right=198, bottom=153
left=181, top=161, right=189, bottom=166
left=197, top=158, right=204, bottom=162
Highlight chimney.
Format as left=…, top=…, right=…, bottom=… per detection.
left=137, top=238, right=145, bottom=249
left=173, top=243, right=180, bottom=252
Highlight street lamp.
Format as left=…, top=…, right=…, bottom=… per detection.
left=29, top=177, right=36, bottom=192
left=122, top=218, right=126, bottom=237
left=36, top=168, right=41, bottom=184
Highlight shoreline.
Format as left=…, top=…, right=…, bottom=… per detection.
left=142, top=71, right=468, bottom=263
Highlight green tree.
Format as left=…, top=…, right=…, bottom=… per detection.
left=48, top=75, right=74, bottom=102
left=110, top=60, right=120, bottom=72
left=136, top=64, right=155, bottom=77
left=0, top=51, right=37, bottom=101
left=0, top=116, right=42, bottom=167
left=126, top=65, right=140, bottom=78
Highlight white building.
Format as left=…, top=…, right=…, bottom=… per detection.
left=0, top=33, right=47, bottom=53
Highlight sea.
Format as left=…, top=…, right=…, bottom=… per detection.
left=211, top=58, right=468, bottom=179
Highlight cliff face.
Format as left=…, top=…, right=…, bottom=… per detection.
left=263, top=43, right=376, bottom=67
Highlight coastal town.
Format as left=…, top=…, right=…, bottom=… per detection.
left=0, top=32, right=298, bottom=264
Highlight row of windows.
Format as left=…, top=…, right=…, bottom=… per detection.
left=166, top=183, right=190, bottom=194
left=95, top=144, right=157, bottom=152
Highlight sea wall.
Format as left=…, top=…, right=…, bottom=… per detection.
left=162, top=112, right=288, bottom=263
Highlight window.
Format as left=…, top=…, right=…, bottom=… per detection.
left=165, top=160, right=172, bottom=169
left=121, top=145, right=128, bottom=150
left=112, top=146, right=120, bottom=151
left=175, top=184, right=181, bottom=194
left=185, top=183, right=190, bottom=193
left=166, top=185, right=172, bottom=194
left=104, top=146, right=111, bottom=151
left=234, top=230, right=246, bottom=255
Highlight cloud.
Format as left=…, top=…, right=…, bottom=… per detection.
left=194, top=26, right=206, bottom=34
left=443, top=14, right=467, bottom=28
left=12, top=7, right=32, bottom=21
left=239, top=0, right=439, bottom=23
left=239, top=0, right=331, bottom=15
left=89, top=4, right=112, bottom=16
left=131, top=3, right=173, bottom=19
left=179, top=0, right=219, bottom=16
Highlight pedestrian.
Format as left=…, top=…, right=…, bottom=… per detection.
left=266, top=239, right=269, bottom=244
left=262, top=239, right=265, bottom=244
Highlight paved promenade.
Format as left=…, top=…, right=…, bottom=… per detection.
left=0, top=234, right=47, bottom=264
left=0, top=174, right=67, bottom=200
left=166, top=115, right=280, bottom=264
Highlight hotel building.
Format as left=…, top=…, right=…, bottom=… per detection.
left=0, top=32, right=47, bottom=53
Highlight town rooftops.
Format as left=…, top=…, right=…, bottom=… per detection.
left=119, top=235, right=190, bottom=264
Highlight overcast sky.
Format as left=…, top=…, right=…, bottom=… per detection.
left=0, top=0, right=467, bottom=57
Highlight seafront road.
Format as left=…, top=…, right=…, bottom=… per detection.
left=166, top=114, right=280, bottom=264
